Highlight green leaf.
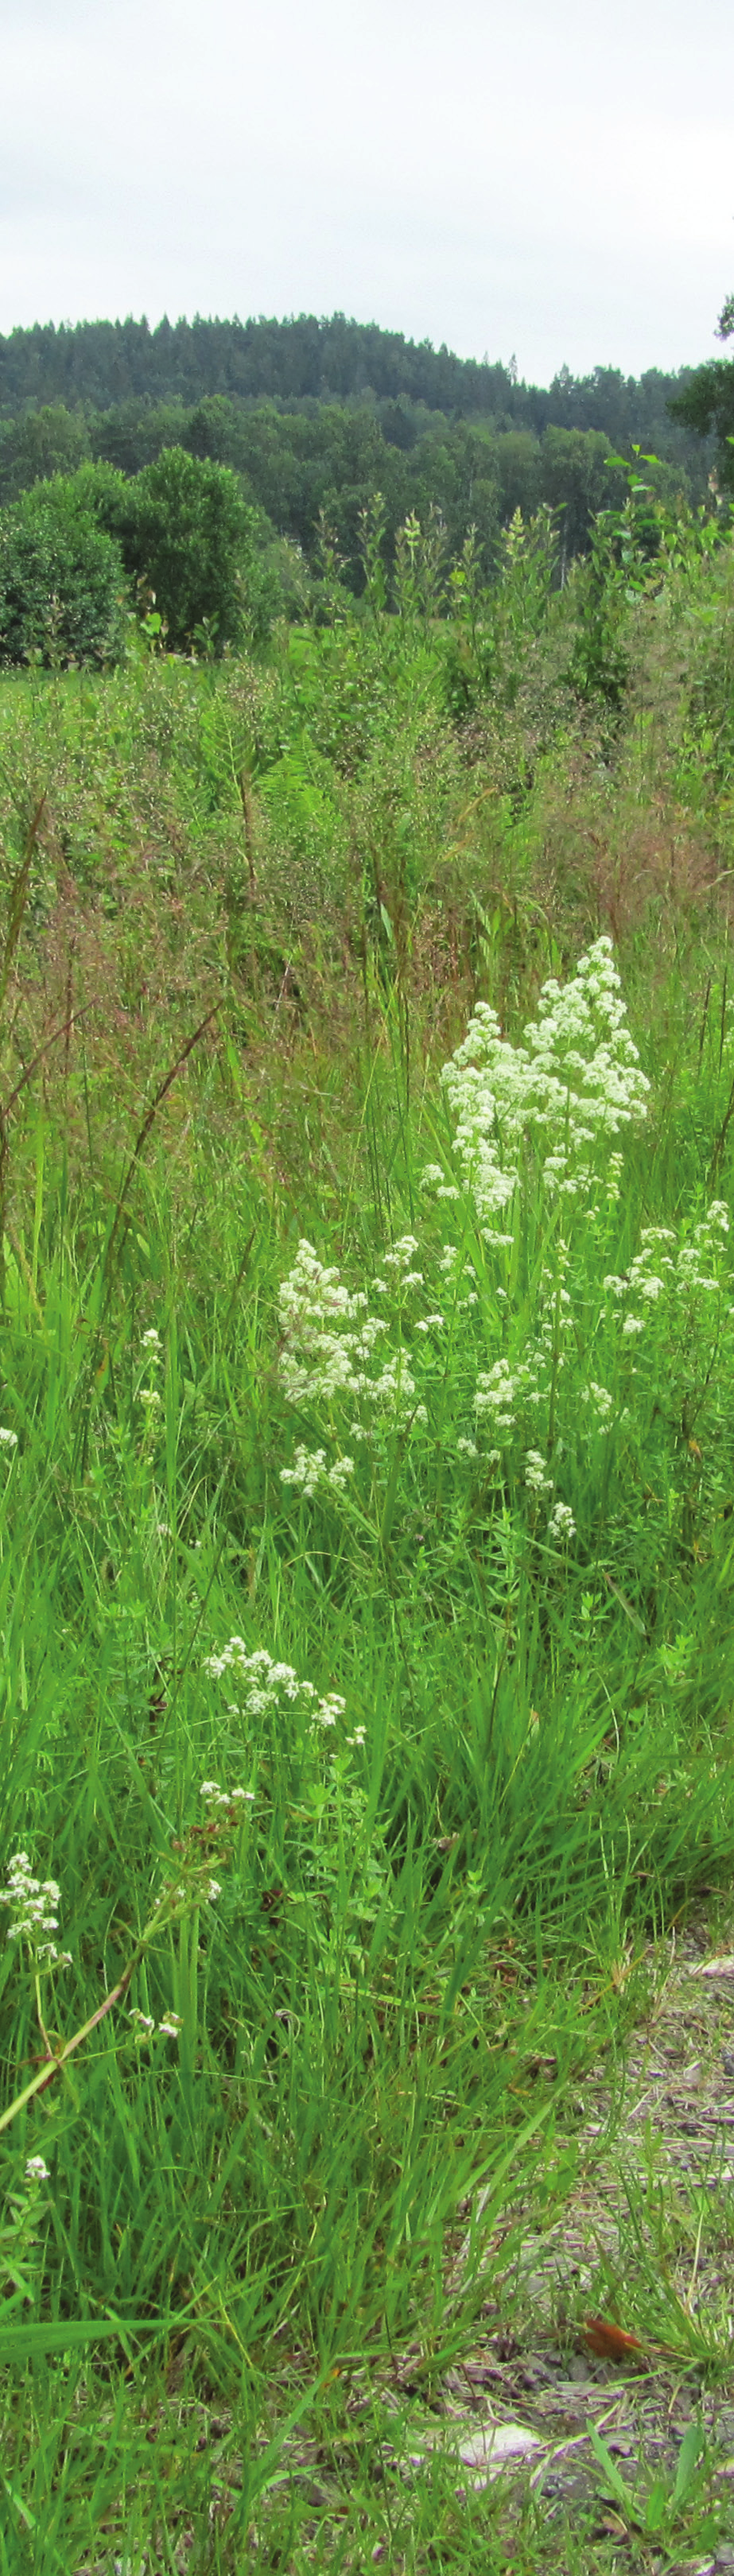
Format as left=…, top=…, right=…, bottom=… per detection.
left=672, top=2417, right=704, bottom=2508
left=0, top=2314, right=157, bottom=2362
left=588, top=2420, right=634, bottom=2514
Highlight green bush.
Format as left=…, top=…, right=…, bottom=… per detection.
left=115, top=444, right=278, bottom=652
left=2, top=450, right=284, bottom=658
left=0, top=480, right=126, bottom=666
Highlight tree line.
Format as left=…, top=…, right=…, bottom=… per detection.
left=0, top=311, right=724, bottom=668
left=0, top=311, right=705, bottom=438
left=0, top=314, right=713, bottom=560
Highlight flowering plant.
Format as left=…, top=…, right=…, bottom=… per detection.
left=0, top=1787, right=243, bottom=2150
left=272, top=940, right=734, bottom=1590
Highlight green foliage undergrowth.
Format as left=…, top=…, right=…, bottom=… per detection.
left=1, top=494, right=734, bottom=2564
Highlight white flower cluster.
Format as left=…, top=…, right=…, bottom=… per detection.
left=278, top=1240, right=425, bottom=1433
left=374, top=1237, right=425, bottom=1297
left=438, top=1010, right=520, bottom=1227
left=278, top=1240, right=386, bottom=1406
left=526, top=940, right=648, bottom=1120
left=371, top=1359, right=425, bottom=1420
left=136, top=1327, right=164, bottom=1411
left=436, top=1243, right=481, bottom=1284
left=523, top=1464, right=577, bottom=1543
left=433, top=937, right=649, bottom=1224
left=421, top=1166, right=461, bottom=1205
left=200, top=1779, right=254, bottom=1808
left=676, top=1201, right=729, bottom=1291
left=203, top=1641, right=346, bottom=1736
left=525, top=1449, right=553, bottom=1497
left=0, top=1852, right=71, bottom=1966
left=0, top=1426, right=17, bottom=1450
left=603, top=1206, right=731, bottom=1342
left=579, top=1380, right=615, bottom=1426
left=281, top=1444, right=355, bottom=1498
left=475, top=1352, right=546, bottom=1439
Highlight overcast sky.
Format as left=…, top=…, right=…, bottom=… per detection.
left=1, top=0, right=732, bottom=386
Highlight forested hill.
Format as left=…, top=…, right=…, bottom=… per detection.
left=0, top=310, right=700, bottom=450
left=0, top=312, right=715, bottom=588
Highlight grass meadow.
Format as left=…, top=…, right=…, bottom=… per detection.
left=2, top=508, right=734, bottom=2570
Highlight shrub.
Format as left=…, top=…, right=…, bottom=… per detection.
left=0, top=479, right=126, bottom=666
left=115, top=445, right=278, bottom=652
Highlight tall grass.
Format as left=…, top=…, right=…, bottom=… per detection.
left=1, top=542, right=734, bottom=2565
